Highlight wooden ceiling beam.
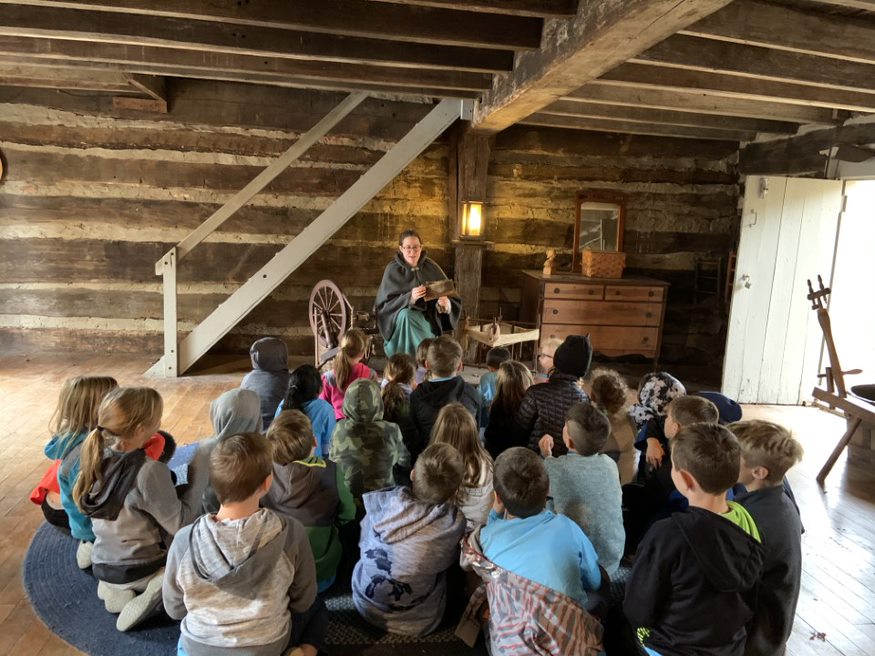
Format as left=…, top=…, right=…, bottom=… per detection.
left=542, top=99, right=799, bottom=133
left=471, top=0, right=734, bottom=133
left=599, top=63, right=875, bottom=114
left=809, top=0, right=875, bottom=12
left=634, top=34, right=875, bottom=94
left=0, top=0, right=543, bottom=50
left=0, top=5, right=513, bottom=73
left=0, top=36, right=493, bottom=92
left=566, top=83, right=847, bottom=124
left=0, top=54, right=481, bottom=98
left=520, top=113, right=750, bottom=141
left=364, top=0, right=579, bottom=17
left=683, top=0, right=875, bottom=65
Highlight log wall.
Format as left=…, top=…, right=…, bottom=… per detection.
left=0, top=80, right=452, bottom=358
left=481, top=126, right=740, bottom=365
left=0, top=82, right=740, bottom=367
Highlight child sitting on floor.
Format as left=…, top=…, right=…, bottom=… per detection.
left=74, top=387, right=209, bottom=632
left=623, top=394, right=720, bottom=555
left=629, top=372, right=686, bottom=482
left=381, top=353, right=418, bottom=459
left=731, top=420, right=804, bottom=656
left=459, top=446, right=604, bottom=655
left=414, top=338, right=433, bottom=385
left=538, top=402, right=624, bottom=575
left=329, top=378, right=410, bottom=503
left=240, top=336, right=290, bottom=432
left=352, top=442, right=467, bottom=636
left=264, top=410, right=356, bottom=593
left=622, top=424, right=765, bottom=656
left=484, top=360, right=534, bottom=460
left=477, top=447, right=602, bottom=608
left=409, top=336, right=481, bottom=458
left=479, top=346, right=511, bottom=415
left=431, top=403, right=494, bottom=530
left=321, top=328, right=378, bottom=421
left=590, top=368, right=637, bottom=484
left=163, top=432, right=325, bottom=656
left=518, top=334, right=592, bottom=457
left=35, top=376, right=118, bottom=567
left=275, top=364, right=336, bottom=457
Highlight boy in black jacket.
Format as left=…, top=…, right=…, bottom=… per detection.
left=730, top=420, right=804, bottom=656
left=624, top=424, right=766, bottom=656
left=409, top=336, right=480, bottom=460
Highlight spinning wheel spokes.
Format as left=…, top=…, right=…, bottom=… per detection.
left=309, top=280, right=351, bottom=368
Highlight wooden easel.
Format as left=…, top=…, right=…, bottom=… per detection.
left=807, top=276, right=867, bottom=486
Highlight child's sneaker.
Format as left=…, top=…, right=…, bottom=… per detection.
left=76, top=541, right=93, bottom=569
left=97, top=580, right=135, bottom=614
left=116, top=574, right=164, bottom=632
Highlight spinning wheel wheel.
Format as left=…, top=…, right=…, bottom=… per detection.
left=309, top=280, right=351, bottom=368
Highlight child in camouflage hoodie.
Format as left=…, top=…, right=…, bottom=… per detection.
left=329, top=379, right=411, bottom=505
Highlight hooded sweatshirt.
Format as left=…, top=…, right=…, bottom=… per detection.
left=352, top=486, right=466, bottom=636
left=82, top=445, right=210, bottom=584
left=163, top=509, right=317, bottom=656
left=263, top=455, right=356, bottom=587
left=624, top=506, right=767, bottom=656
left=240, top=337, right=290, bottom=431
left=409, top=376, right=481, bottom=458
left=200, top=389, right=263, bottom=513
left=329, top=379, right=410, bottom=500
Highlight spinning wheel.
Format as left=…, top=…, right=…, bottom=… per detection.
left=309, top=280, right=351, bottom=368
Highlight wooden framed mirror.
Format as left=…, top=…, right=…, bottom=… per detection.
left=571, top=191, right=626, bottom=272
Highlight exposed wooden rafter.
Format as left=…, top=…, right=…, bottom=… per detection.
left=471, top=0, right=734, bottom=133
left=683, top=0, right=875, bottom=65
left=365, top=0, right=579, bottom=17
left=0, top=5, right=514, bottom=73
left=635, top=35, right=875, bottom=94
left=520, top=113, right=751, bottom=141
left=0, top=0, right=543, bottom=50
left=565, top=83, right=846, bottom=124
left=598, top=63, right=875, bottom=114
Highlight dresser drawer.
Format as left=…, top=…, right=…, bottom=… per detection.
left=542, top=299, right=661, bottom=326
left=540, top=324, right=659, bottom=355
left=544, top=282, right=604, bottom=300
left=604, top=285, right=665, bottom=302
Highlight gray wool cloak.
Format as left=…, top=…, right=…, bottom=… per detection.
left=374, top=251, right=462, bottom=342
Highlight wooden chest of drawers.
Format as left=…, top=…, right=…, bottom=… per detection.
left=520, top=271, right=669, bottom=371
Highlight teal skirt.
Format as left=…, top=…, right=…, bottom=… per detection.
left=384, top=308, right=438, bottom=358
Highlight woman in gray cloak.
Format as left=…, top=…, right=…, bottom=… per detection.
left=375, top=229, right=462, bottom=357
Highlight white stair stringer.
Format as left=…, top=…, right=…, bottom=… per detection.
left=147, top=98, right=467, bottom=376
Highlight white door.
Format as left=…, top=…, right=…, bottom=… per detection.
left=722, top=177, right=844, bottom=404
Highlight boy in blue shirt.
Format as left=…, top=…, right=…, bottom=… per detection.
left=479, top=447, right=602, bottom=607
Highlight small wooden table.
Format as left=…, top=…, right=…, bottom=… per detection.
left=812, top=387, right=875, bottom=486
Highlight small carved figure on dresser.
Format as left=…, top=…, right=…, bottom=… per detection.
left=543, top=249, right=557, bottom=276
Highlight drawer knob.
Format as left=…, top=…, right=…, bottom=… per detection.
left=646, top=312, right=653, bottom=318
left=552, top=309, right=559, bottom=315
left=554, top=288, right=560, bottom=293
left=648, top=291, right=655, bottom=297
left=588, top=289, right=595, bottom=295
left=642, top=336, right=650, bottom=343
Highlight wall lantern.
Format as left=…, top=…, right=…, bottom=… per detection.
left=461, top=200, right=484, bottom=238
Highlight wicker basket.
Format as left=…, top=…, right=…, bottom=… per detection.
left=581, top=249, right=626, bottom=278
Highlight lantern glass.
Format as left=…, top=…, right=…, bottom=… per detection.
left=462, top=201, right=483, bottom=238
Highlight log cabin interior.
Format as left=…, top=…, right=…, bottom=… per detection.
left=0, top=1, right=874, bottom=654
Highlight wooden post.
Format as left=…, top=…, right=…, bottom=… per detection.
left=450, top=125, right=492, bottom=322
left=159, top=247, right=178, bottom=377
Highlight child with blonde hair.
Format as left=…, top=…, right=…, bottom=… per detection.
left=320, top=327, right=378, bottom=420
left=731, top=420, right=804, bottom=656
left=484, top=361, right=534, bottom=459
left=73, top=387, right=209, bottom=632
left=37, top=376, right=118, bottom=567
left=264, top=410, right=356, bottom=593
left=431, top=403, right=494, bottom=530
left=590, top=368, right=637, bottom=484
left=415, top=338, right=433, bottom=385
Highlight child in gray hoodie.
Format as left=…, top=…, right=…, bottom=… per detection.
left=163, top=432, right=325, bottom=656
left=352, top=442, right=467, bottom=636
